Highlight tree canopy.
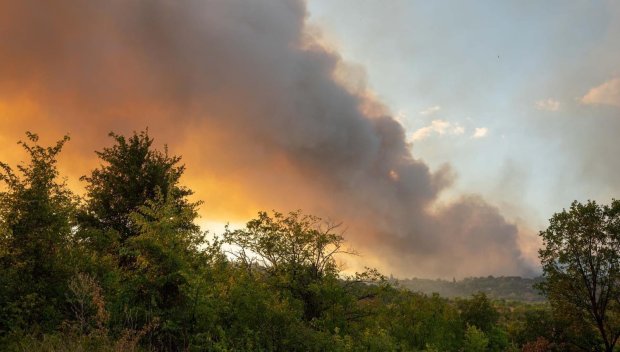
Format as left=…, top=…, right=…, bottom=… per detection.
left=0, top=133, right=76, bottom=333
left=79, top=131, right=195, bottom=244
left=538, top=199, right=620, bottom=352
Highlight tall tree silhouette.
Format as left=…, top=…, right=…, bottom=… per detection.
left=0, top=133, right=76, bottom=332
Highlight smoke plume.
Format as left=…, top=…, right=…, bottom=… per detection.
left=0, top=0, right=536, bottom=277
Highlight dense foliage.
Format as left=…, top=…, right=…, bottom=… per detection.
left=538, top=200, right=620, bottom=352
left=0, top=131, right=613, bottom=351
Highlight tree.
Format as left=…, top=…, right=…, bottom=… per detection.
left=78, top=130, right=199, bottom=265
left=378, top=290, right=462, bottom=351
left=0, top=133, right=77, bottom=332
left=224, top=210, right=353, bottom=321
left=79, top=130, right=194, bottom=246
left=463, top=324, right=489, bottom=352
left=123, top=186, right=206, bottom=349
left=457, top=292, right=499, bottom=333
left=77, top=130, right=203, bottom=350
left=538, top=200, right=620, bottom=352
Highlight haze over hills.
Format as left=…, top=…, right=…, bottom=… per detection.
left=396, top=276, right=545, bottom=302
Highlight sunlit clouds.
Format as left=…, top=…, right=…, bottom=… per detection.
left=471, top=127, right=488, bottom=139
left=581, top=78, right=620, bottom=107
left=411, top=120, right=465, bottom=141
left=411, top=120, right=489, bottom=142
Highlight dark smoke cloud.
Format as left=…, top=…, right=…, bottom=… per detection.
left=0, top=0, right=536, bottom=278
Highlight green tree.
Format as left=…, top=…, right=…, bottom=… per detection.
left=378, top=290, right=462, bottom=351
left=224, top=210, right=352, bottom=322
left=538, top=200, right=620, bottom=352
left=123, top=186, right=205, bottom=349
left=458, top=292, right=499, bottom=333
left=463, top=324, right=489, bottom=352
left=77, top=130, right=200, bottom=277
left=79, top=130, right=194, bottom=247
left=0, top=132, right=77, bottom=333
left=223, top=210, right=400, bottom=350
left=77, top=130, right=203, bottom=350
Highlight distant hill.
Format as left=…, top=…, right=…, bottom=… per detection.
left=395, top=276, right=546, bottom=302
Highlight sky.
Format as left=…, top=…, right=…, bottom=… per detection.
left=1, top=0, right=618, bottom=279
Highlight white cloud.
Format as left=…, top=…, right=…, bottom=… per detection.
left=471, top=127, right=488, bottom=139
left=581, top=78, right=620, bottom=107
left=419, top=105, right=441, bottom=116
left=536, top=98, right=560, bottom=111
left=394, top=110, right=407, bottom=122
left=412, top=119, right=464, bottom=141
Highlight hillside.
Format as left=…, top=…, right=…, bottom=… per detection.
left=396, top=276, right=546, bottom=302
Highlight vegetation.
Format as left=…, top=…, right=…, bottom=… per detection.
left=0, top=131, right=617, bottom=351
left=538, top=200, right=620, bottom=352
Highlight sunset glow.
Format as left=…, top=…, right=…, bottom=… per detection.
left=1, top=0, right=619, bottom=279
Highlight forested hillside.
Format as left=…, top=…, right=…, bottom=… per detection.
left=397, top=276, right=545, bottom=302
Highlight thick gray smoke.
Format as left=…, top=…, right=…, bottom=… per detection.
left=0, top=0, right=536, bottom=278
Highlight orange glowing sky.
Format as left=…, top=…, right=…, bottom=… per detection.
left=5, top=0, right=617, bottom=278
